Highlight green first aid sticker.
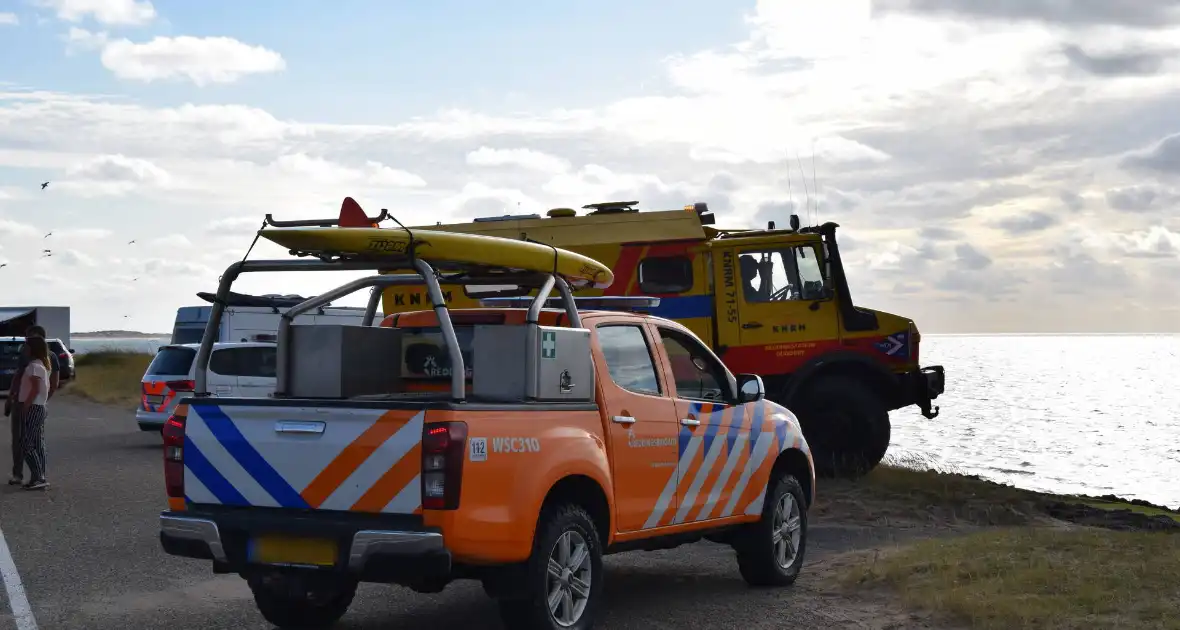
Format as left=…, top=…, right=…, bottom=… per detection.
left=541, top=331, right=557, bottom=359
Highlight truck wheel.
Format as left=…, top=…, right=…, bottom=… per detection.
left=498, top=503, right=603, bottom=630
left=734, top=473, right=808, bottom=587
left=796, top=375, right=890, bottom=478
left=246, top=570, right=357, bottom=629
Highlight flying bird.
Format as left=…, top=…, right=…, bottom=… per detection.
left=128, top=239, right=136, bottom=244
left=0, top=263, right=7, bottom=269
left=40, top=182, right=49, bottom=190
left=43, top=232, right=52, bottom=238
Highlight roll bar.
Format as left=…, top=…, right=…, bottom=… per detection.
left=192, top=258, right=582, bottom=402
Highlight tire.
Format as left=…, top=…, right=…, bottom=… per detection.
left=497, top=503, right=604, bottom=630
left=247, top=570, right=357, bottom=629
left=734, top=473, right=808, bottom=587
left=795, top=374, right=890, bottom=478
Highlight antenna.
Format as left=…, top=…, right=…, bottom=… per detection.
left=786, top=153, right=795, bottom=223
left=811, top=138, right=820, bottom=225
left=795, top=152, right=811, bottom=226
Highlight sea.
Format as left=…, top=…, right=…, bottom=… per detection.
left=71, top=334, right=1180, bottom=509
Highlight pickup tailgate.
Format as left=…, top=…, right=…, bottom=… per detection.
left=182, top=401, right=425, bottom=514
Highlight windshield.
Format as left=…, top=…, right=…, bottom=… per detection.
left=146, top=346, right=197, bottom=377
left=739, top=244, right=827, bottom=302
left=172, top=326, right=205, bottom=345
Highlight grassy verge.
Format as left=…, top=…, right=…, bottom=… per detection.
left=65, top=350, right=152, bottom=407
left=815, top=457, right=1054, bottom=527
left=834, top=527, right=1180, bottom=630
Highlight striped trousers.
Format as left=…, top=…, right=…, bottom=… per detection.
left=18, top=404, right=47, bottom=482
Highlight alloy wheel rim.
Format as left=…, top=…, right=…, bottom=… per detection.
left=772, top=493, right=803, bottom=569
left=547, top=530, right=592, bottom=627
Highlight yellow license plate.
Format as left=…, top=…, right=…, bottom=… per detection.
left=249, top=536, right=338, bottom=567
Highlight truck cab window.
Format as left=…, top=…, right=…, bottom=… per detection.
left=657, top=328, right=728, bottom=402
left=638, top=256, right=693, bottom=294
left=738, top=246, right=828, bottom=302
left=595, top=325, right=661, bottom=395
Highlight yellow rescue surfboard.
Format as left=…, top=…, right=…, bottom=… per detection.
left=259, top=227, right=615, bottom=289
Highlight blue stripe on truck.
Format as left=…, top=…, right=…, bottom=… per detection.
left=183, top=435, right=248, bottom=506
left=194, top=404, right=311, bottom=509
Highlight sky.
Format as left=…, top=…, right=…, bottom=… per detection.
left=0, top=0, right=1178, bottom=334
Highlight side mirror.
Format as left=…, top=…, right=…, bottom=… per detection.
left=736, top=373, right=765, bottom=403
left=68, top=348, right=75, bottom=354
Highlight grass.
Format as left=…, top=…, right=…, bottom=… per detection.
left=815, top=455, right=1052, bottom=527
left=1080, top=499, right=1180, bottom=523
left=65, top=349, right=153, bottom=407
left=835, top=527, right=1180, bottom=630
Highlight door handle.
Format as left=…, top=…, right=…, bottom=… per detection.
left=680, top=418, right=701, bottom=427
left=742, top=322, right=763, bottom=329
left=612, top=416, right=636, bottom=424
left=275, top=421, right=325, bottom=434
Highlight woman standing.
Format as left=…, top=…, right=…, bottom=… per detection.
left=16, top=336, right=51, bottom=491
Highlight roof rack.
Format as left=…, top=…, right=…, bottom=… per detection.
left=479, top=295, right=661, bottom=312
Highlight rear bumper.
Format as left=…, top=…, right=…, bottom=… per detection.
left=136, top=408, right=169, bottom=431
left=159, top=511, right=452, bottom=583
left=898, top=365, right=945, bottom=419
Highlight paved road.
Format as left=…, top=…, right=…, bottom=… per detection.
left=0, top=397, right=913, bottom=630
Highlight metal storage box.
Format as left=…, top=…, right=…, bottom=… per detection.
left=286, top=324, right=404, bottom=398
left=472, top=324, right=594, bottom=403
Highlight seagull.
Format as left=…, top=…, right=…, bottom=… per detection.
left=0, top=263, right=7, bottom=269
left=42, top=249, right=50, bottom=253
left=128, top=239, right=136, bottom=244
left=41, top=182, right=49, bottom=190
left=43, top=232, right=52, bottom=238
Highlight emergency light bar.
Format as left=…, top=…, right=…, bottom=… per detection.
left=479, top=296, right=661, bottom=312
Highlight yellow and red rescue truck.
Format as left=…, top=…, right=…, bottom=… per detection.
left=159, top=206, right=815, bottom=630
left=384, top=201, right=946, bottom=478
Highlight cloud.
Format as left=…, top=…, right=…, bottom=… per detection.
left=58, top=154, right=172, bottom=196
left=90, top=32, right=286, bottom=86
left=992, top=210, right=1060, bottom=234
left=1104, top=185, right=1173, bottom=212
left=466, top=147, right=571, bottom=174
left=1122, top=133, right=1180, bottom=174
left=34, top=0, right=156, bottom=26
left=3, top=0, right=1180, bottom=331
left=0, top=12, right=19, bottom=25
left=953, top=242, right=993, bottom=271
left=877, top=0, right=1180, bottom=29
left=1061, top=44, right=1176, bottom=77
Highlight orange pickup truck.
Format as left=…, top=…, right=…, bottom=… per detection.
left=158, top=222, right=815, bottom=630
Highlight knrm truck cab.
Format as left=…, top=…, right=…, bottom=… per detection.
left=384, top=201, right=945, bottom=478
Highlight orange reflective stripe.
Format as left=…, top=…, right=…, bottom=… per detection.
left=300, top=410, right=415, bottom=508
left=350, top=443, right=422, bottom=512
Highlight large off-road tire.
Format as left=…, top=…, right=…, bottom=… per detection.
left=497, top=503, right=604, bottom=630
left=794, top=374, right=890, bottom=478
left=734, top=473, right=808, bottom=587
left=246, top=570, right=357, bottom=629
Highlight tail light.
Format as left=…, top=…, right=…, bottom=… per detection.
left=162, top=411, right=187, bottom=501
left=166, top=380, right=195, bottom=392
left=421, top=422, right=468, bottom=510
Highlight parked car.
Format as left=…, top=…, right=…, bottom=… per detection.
left=47, top=339, right=75, bottom=382
left=136, top=341, right=277, bottom=432
left=0, top=336, right=76, bottom=389
left=0, top=337, right=22, bottom=392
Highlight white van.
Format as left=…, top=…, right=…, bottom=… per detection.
left=136, top=342, right=277, bottom=432
left=170, top=292, right=376, bottom=345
